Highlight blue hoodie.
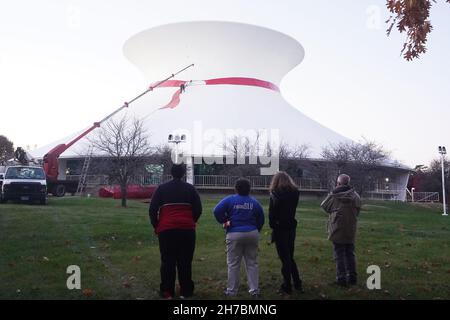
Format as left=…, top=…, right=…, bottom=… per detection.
left=213, top=195, right=264, bottom=233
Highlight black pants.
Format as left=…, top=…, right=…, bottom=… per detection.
left=158, top=229, right=196, bottom=297
left=273, top=228, right=301, bottom=291
left=333, top=242, right=357, bottom=282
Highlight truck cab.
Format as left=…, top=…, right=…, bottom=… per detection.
left=0, top=165, right=48, bottom=205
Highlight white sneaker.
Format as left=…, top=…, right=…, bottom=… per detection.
left=249, top=289, right=260, bottom=296
left=223, top=289, right=237, bottom=297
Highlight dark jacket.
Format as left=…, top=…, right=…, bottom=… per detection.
left=149, top=178, right=202, bottom=234
left=269, top=189, right=300, bottom=229
left=320, top=185, right=361, bottom=244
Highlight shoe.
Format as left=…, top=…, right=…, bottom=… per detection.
left=348, top=279, right=358, bottom=286
left=161, top=291, right=173, bottom=299
left=179, top=293, right=193, bottom=299
left=294, top=282, right=305, bottom=293
left=277, top=284, right=292, bottom=295
left=249, top=289, right=260, bottom=298
left=223, top=289, right=237, bottom=297
left=179, top=292, right=193, bottom=298
left=334, top=280, right=348, bottom=288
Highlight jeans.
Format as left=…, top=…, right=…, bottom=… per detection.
left=333, top=242, right=357, bottom=283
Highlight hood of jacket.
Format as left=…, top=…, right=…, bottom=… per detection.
left=331, top=186, right=358, bottom=203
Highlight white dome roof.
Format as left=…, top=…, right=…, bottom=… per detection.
left=31, top=21, right=351, bottom=160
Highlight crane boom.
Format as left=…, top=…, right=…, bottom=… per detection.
left=43, top=64, right=194, bottom=181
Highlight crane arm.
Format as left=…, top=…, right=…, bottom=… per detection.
left=43, top=64, right=194, bottom=181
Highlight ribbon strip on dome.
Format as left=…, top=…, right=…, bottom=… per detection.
left=149, top=77, right=280, bottom=110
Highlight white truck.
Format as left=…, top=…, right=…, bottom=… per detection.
left=0, top=165, right=48, bottom=205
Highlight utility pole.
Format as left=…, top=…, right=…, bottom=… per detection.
left=438, top=146, right=447, bottom=216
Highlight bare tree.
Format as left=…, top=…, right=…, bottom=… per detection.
left=220, top=135, right=312, bottom=178
left=90, top=116, right=152, bottom=207
left=152, top=144, right=174, bottom=175
left=223, top=135, right=242, bottom=160
left=0, top=135, right=14, bottom=165
left=321, top=139, right=390, bottom=194
left=410, top=158, right=449, bottom=201
left=278, top=142, right=310, bottom=160
left=220, top=135, right=260, bottom=176
left=268, top=141, right=309, bottom=178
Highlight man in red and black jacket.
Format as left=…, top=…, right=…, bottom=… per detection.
left=149, top=164, right=202, bottom=299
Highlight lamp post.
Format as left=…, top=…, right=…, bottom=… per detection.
left=168, top=134, right=186, bottom=164
left=383, top=177, right=390, bottom=201
left=438, top=146, right=447, bottom=216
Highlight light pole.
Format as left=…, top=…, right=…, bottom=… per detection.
left=438, top=146, right=447, bottom=216
left=384, top=177, right=390, bottom=201
left=168, top=134, right=186, bottom=164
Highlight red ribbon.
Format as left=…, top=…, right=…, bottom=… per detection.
left=150, top=77, right=280, bottom=110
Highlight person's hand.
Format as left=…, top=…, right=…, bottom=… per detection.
left=223, top=221, right=231, bottom=229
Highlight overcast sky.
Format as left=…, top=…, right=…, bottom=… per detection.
left=0, top=0, right=449, bottom=167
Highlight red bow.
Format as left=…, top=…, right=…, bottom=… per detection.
left=150, top=77, right=280, bottom=110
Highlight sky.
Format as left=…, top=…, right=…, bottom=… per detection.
left=0, top=0, right=449, bottom=167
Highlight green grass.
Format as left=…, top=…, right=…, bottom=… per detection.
left=0, top=195, right=449, bottom=300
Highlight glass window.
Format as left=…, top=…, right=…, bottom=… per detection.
left=5, top=167, right=46, bottom=180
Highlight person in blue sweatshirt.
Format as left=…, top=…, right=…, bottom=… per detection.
left=213, top=178, right=264, bottom=297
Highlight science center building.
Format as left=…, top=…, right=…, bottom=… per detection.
left=30, top=22, right=410, bottom=200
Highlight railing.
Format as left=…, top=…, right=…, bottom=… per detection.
left=194, top=175, right=239, bottom=189
left=67, top=174, right=180, bottom=186
left=65, top=174, right=409, bottom=197
left=66, top=174, right=326, bottom=191
left=129, top=175, right=174, bottom=185
left=370, top=182, right=404, bottom=193
left=193, top=175, right=326, bottom=191
left=293, top=177, right=324, bottom=191
left=407, top=191, right=440, bottom=202
left=363, top=190, right=404, bottom=201
left=66, top=174, right=109, bottom=185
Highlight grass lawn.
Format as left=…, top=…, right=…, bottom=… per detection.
left=0, top=194, right=449, bottom=300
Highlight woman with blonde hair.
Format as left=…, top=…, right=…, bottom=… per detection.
left=269, top=171, right=303, bottom=294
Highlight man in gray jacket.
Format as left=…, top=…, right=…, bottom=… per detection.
left=320, top=174, right=361, bottom=287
